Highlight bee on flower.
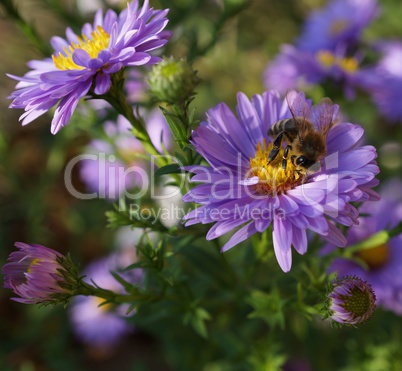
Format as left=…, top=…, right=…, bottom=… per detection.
left=183, top=90, right=379, bottom=272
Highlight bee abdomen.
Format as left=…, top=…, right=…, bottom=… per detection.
left=268, top=118, right=296, bottom=136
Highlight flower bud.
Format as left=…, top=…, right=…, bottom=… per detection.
left=148, top=57, right=199, bottom=104
left=2, top=242, right=79, bottom=305
left=327, top=276, right=376, bottom=325
left=326, top=276, right=376, bottom=326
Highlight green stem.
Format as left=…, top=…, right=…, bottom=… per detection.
left=77, top=280, right=147, bottom=304
left=179, top=101, right=194, bottom=165
left=95, top=72, right=169, bottom=169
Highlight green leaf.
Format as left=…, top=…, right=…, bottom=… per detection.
left=154, top=163, right=182, bottom=176
left=192, top=307, right=211, bottom=339
left=183, top=304, right=211, bottom=339
left=110, top=271, right=134, bottom=292
left=160, top=106, right=188, bottom=148
left=247, top=289, right=286, bottom=329
left=188, top=107, right=196, bottom=126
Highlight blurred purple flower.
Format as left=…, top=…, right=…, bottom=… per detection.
left=358, top=42, right=402, bottom=122
left=183, top=90, right=379, bottom=272
left=79, top=110, right=170, bottom=199
left=69, top=252, right=143, bottom=349
left=126, top=68, right=150, bottom=103
left=2, top=242, right=73, bottom=305
left=297, top=0, right=379, bottom=53
left=7, top=0, right=170, bottom=134
left=328, top=276, right=376, bottom=325
left=328, top=180, right=402, bottom=315
left=264, top=44, right=366, bottom=99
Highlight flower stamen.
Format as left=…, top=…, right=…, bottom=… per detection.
left=249, top=139, right=303, bottom=195
left=52, top=26, right=110, bottom=70
left=316, top=50, right=358, bottom=73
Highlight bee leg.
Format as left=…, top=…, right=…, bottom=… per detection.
left=268, top=132, right=284, bottom=163
left=282, top=145, right=292, bottom=170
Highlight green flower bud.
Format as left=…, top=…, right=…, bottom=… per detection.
left=148, top=57, right=199, bottom=104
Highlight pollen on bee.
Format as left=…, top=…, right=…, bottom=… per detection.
left=248, top=139, right=303, bottom=196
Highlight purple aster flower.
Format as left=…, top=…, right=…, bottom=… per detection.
left=296, top=0, right=379, bottom=53
left=327, top=276, right=376, bottom=325
left=69, top=253, right=143, bottom=349
left=79, top=110, right=170, bottom=199
left=264, top=44, right=365, bottom=99
left=183, top=90, right=379, bottom=272
left=2, top=242, right=76, bottom=305
left=264, top=45, right=324, bottom=94
left=357, top=42, right=402, bottom=123
left=7, top=0, right=170, bottom=134
left=327, top=180, right=402, bottom=315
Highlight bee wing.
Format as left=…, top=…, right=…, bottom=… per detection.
left=286, top=90, right=312, bottom=135
left=311, top=97, right=335, bottom=139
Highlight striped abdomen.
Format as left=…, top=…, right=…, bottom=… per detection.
left=268, top=118, right=298, bottom=140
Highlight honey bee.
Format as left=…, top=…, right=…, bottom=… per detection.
left=267, top=92, right=335, bottom=172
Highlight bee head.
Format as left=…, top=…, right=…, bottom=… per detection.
left=295, top=156, right=316, bottom=169
left=293, top=132, right=327, bottom=170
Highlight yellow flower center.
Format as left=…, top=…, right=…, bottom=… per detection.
left=27, top=258, right=40, bottom=273
left=248, top=139, right=303, bottom=196
left=316, top=50, right=359, bottom=73
left=355, top=243, right=390, bottom=270
left=52, top=26, right=110, bottom=70
left=342, top=286, right=373, bottom=318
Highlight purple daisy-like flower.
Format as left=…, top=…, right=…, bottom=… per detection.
left=296, top=0, right=379, bottom=53
left=264, top=44, right=364, bottom=99
left=183, top=90, right=379, bottom=272
left=7, top=0, right=170, bottom=134
left=2, top=242, right=74, bottom=304
left=79, top=109, right=170, bottom=199
left=69, top=253, right=143, bottom=349
left=328, top=180, right=402, bottom=314
left=328, top=276, right=376, bottom=325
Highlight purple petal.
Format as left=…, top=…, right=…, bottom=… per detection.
left=273, top=218, right=293, bottom=272
left=72, top=49, right=91, bottom=68
left=292, top=227, right=307, bottom=254
left=94, top=73, right=112, bottom=95
left=221, top=222, right=258, bottom=252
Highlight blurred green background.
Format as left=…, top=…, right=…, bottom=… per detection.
left=1, top=0, right=402, bottom=370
